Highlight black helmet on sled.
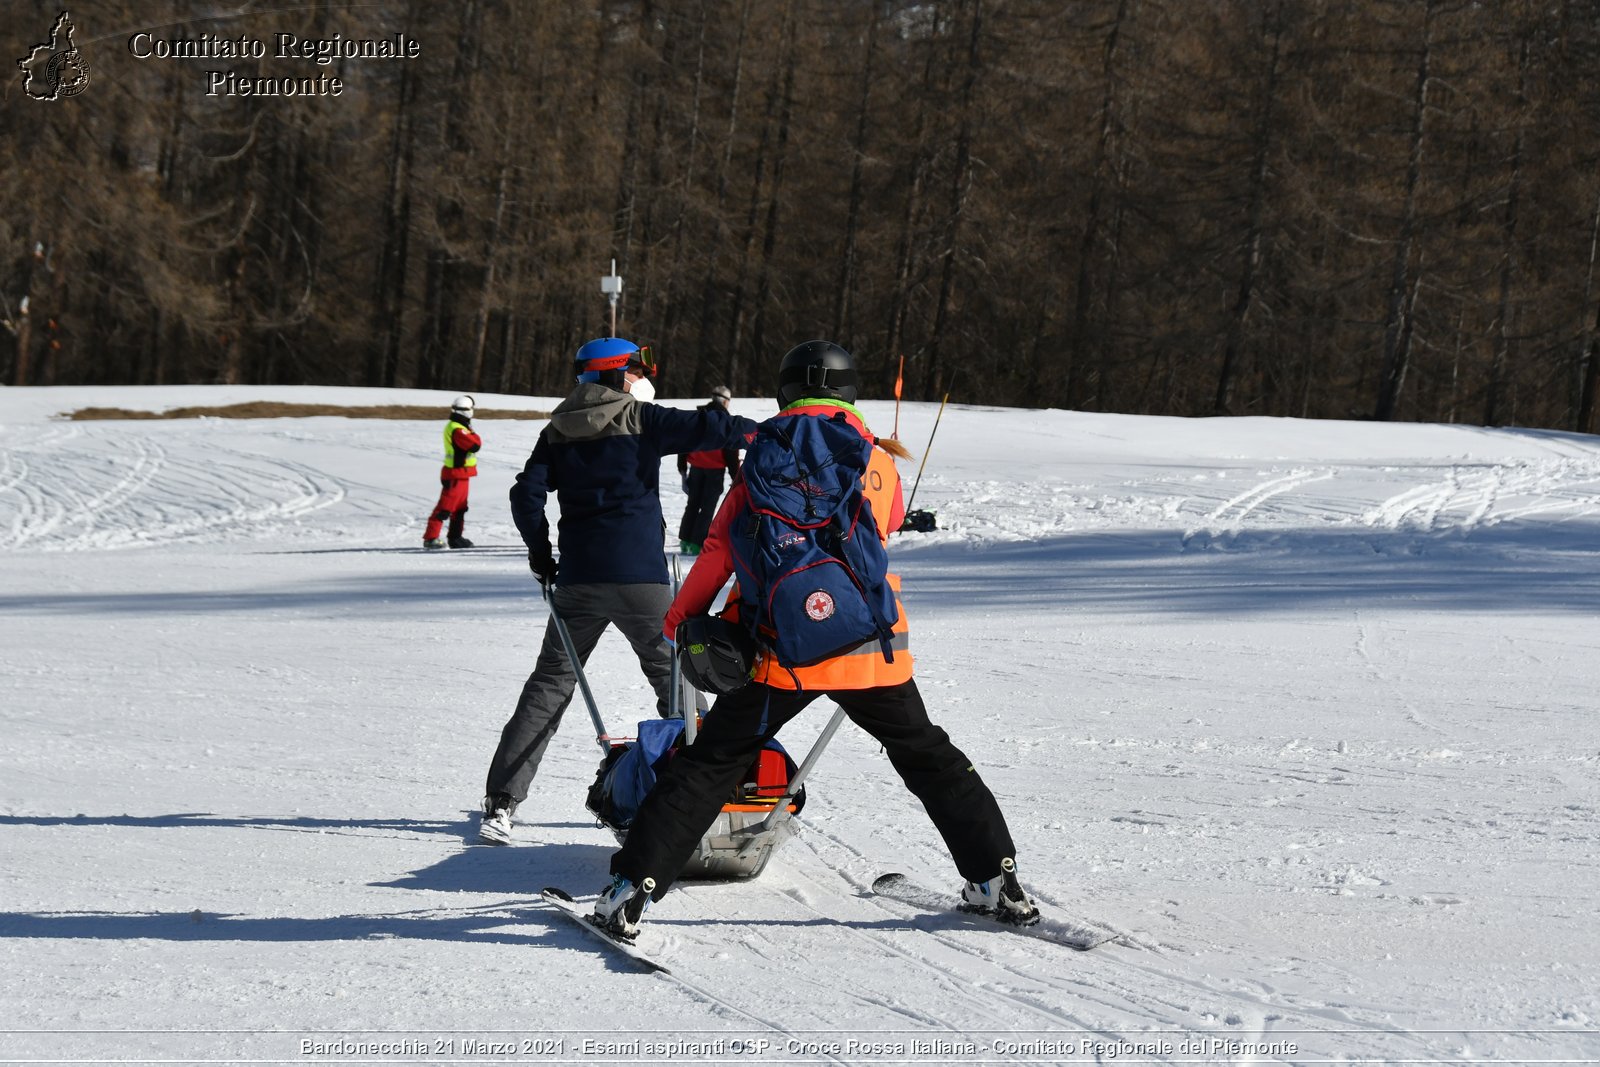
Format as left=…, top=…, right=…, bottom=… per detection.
left=676, top=615, right=757, bottom=695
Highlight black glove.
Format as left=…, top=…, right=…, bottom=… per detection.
left=528, top=547, right=558, bottom=588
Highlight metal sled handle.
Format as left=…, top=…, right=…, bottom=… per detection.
left=736, top=704, right=849, bottom=854
left=670, top=552, right=700, bottom=744
left=542, top=584, right=612, bottom=755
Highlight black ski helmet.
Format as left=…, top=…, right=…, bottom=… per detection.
left=776, top=340, right=857, bottom=408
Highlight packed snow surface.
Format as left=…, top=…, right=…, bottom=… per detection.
left=2, top=385, right=1598, bottom=1065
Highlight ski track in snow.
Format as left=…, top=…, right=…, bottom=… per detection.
left=928, top=448, right=1600, bottom=554
left=683, top=824, right=1450, bottom=1064
left=1181, top=467, right=1337, bottom=547
left=1365, top=458, right=1600, bottom=535
left=0, top=425, right=347, bottom=551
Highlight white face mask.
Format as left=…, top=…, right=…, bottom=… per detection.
left=627, top=376, right=656, bottom=404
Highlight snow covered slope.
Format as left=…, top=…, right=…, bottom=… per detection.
left=2, top=385, right=1598, bottom=1064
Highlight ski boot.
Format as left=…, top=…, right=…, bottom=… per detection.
left=959, top=857, right=1040, bottom=926
left=447, top=536, right=475, bottom=549
left=424, top=538, right=448, bottom=550
left=591, top=874, right=655, bottom=943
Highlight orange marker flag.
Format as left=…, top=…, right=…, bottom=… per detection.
left=892, top=355, right=905, bottom=439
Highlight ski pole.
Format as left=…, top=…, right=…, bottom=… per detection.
left=905, top=391, right=950, bottom=513
left=541, top=584, right=612, bottom=754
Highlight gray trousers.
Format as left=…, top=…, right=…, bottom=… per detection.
left=485, top=582, right=676, bottom=803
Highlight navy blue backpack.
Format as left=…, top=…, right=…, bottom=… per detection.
left=728, top=412, right=899, bottom=669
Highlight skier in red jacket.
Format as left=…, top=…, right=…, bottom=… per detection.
left=675, top=385, right=740, bottom=555
left=424, top=395, right=481, bottom=550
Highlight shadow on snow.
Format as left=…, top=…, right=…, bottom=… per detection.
left=894, top=523, right=1600, bottom=616
left=0, top=521, right=1594, bottom=618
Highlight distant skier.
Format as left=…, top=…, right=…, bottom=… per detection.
left=676, top=385, right=740, bottom=556
left=424, top=395, right=481, bottom=550
left=590, top=341, right=1041, bottom=941
left=478, top=338, right=758, bottom=845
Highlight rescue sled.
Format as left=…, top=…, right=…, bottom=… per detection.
left=546, top=560, right=842, bottom=880
left=583, top=707, right=840, bottom=880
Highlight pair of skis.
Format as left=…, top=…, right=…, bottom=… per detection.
left=541, top=874, right=1116, bottom=974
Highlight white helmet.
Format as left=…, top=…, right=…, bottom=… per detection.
left=451, top=394, right=475, bottom=418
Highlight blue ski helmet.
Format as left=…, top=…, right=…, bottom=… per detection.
left=575, top=337, right=641, bottom=383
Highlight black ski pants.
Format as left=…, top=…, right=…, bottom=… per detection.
left=610, top=677, right=1018, bottom=899
left=677, top=467, right=725, bottom=545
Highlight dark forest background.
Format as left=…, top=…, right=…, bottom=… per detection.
left=4, top=0, right=1600, bottom=431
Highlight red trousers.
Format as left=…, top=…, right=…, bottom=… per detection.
left=424, top=478, right=471, bottom=540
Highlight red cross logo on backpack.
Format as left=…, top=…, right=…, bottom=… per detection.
left=804, top=590, right=836, bottom=621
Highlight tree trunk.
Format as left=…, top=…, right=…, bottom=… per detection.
left=749, top=7, right=799, bottom=369
left=1578, top=304, right=1600, bottom=435
left=1483, top=34, right=1528, bottom=427
left=927, top=0, right=984, bottom=399
left=832, top=8, right=881, bottom=349
left=1374, top=0, right=1434, bottom=422
left=1067, top=0, right=1130, bottom=410
left=469, top=158, right=510, bottom=391
left=613, top=0, right=658, bottom=288
left=1573, top=188, right=1600, bottom=431
left=372, top=51, right=419, bottom=389
left=1215, top=0, right=1285, bottom=416
left=11, top=240, right=44, bottom=386
left=661, top=0, right=710, bottom=388
left=885, top=19, right=944, bottom=386
left=726, top=2, right=790, bottom=391
left=697, top=0, right=753, bottom=389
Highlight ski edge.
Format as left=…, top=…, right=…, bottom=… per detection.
left=540, top=887, right=671, bottom=975
left=870, top=872, right=1117, bottom=952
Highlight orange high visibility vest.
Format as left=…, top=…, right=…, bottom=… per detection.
left=751, top=441, right=913, bottom=691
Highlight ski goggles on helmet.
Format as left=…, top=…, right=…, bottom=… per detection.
left=575, top=338, right=655, bottom=382
left=626, top=345, right=656, bottom=378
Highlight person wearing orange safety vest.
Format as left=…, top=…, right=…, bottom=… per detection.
left=590, top=341, right=1040, bottom=942
left=423, top=395, right=481, bottom=549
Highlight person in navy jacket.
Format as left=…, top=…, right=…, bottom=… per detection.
left=479, top=337, right=757, bottom=844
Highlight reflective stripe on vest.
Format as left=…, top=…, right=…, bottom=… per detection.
left=443, top=420, right=477, bottom=471
left=753, top=578, right=913, bottom=691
